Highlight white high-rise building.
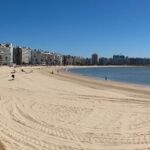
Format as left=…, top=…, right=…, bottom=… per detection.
left=21, top=47, right=31, bottom=64
left=0, top=43, right=13, bottom=65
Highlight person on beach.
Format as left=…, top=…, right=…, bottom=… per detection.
left=11, top=69, right=16, bottom=80
left=11, top=74, right=15, bottom=80
left=105, top=76, right=107, bottom=80
left=21, top=69, right=24, bottom=72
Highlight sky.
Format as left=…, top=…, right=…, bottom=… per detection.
left=0, top=0, right=150, bottom=58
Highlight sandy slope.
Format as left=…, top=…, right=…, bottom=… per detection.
left=0, top=66, right=150, bottom=150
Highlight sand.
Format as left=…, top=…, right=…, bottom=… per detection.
left=0, top=66, right=150, bottom=150
left=0, top=141, right=5, bottom=150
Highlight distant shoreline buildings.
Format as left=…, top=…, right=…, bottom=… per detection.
left=0, top=43, right=63, bottom=66
left=0, top=43, right=150, bottom=66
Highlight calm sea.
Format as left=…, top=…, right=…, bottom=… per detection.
left=69, top=66, right=150, bottom=86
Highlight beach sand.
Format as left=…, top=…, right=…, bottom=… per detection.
left=0, top=141, right=5, bottom=150
left=0, top=66, right=150, bottom=150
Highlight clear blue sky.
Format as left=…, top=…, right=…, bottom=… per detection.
left=0, top=0, right=150, bottom=58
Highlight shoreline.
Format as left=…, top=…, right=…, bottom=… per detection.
left=1, top=65, right=150, bottom=92
left=64, top=65, right=150, bottom=69
left=56, top=66, right=150, bottom=94
left=64, top=65, right=150, bottom=88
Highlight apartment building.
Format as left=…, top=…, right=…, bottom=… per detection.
left=31, top=50, right=42, bottom=64
left=0, top=43, right=13, bottom=65
left=21, top=47, right=31, bottom=64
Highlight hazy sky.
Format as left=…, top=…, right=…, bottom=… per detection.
left=0, top=0, right=150, bottom=57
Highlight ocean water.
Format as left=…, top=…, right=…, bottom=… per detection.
left=69, top=66, right=150, bottom=86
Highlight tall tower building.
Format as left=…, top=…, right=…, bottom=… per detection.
left=0, top=43, right=13, bottom=65
left=91, top=53, right=98, bottom=65
left=10, top=43, right=13, bottom=65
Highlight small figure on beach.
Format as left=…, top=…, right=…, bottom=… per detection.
left=11, top=74, right=15, bottom=80
left=21, top=69, right=24, bottom=72
left=10, top=69, right=16, bottom=80
left=105, top=76, right=107, bottom=80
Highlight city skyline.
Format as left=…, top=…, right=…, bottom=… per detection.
left=1, top=43, right=150, bottom=67
left=2, top=42, right=150, bottom=59
left=1, top=0, right=150, bottom=57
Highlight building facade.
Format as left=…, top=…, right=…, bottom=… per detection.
left=13, top=47, right=22, bottom=65
left=54, top=53, right=63, bottom=65
left=31, top=50, right=42, bottom=64
left=21, top=47, right=31, bottom=64
left=13, top=47, right=31, bottom=65
left=0, top=43, right=13, bottom=65
left=91, top=53, right=98, bottom=65
left=113, top=55, right=126, bottom=65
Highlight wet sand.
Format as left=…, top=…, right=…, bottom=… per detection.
left=0, top=66, right=150, bottom=150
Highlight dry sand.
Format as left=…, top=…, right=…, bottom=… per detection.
left=0, top=66, right=150, bottom=150
left=0, top=141, right=5, bottom=150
